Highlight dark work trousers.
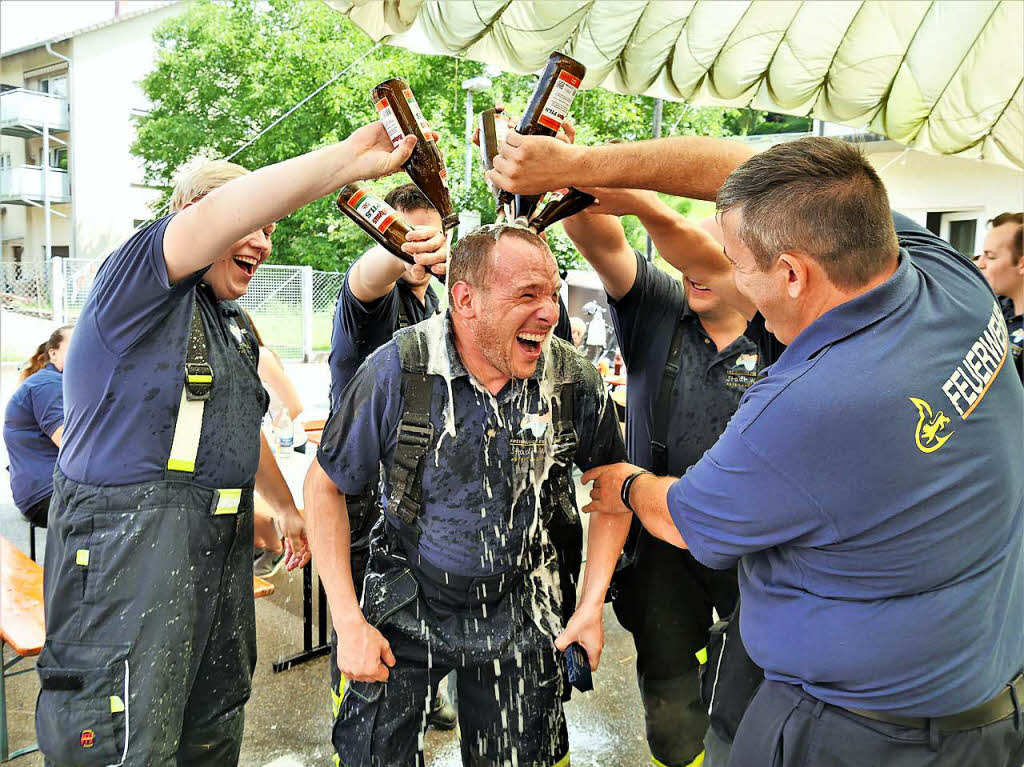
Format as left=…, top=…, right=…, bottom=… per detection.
left=729, top=678, right=1024, bottom=767
left=36, top=470, right=256, bottom=766
left=612, top=527, right=738, bottom=767
left=331, top=535, right=570, bottom=767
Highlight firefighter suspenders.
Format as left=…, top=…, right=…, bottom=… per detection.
left=165, top=293, right=243, bottom=515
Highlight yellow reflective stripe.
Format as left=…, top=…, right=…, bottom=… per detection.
left=186, top=374, right=212, bottom=384
left=331, top=673, right=347, bottom=718
left=651, top=751, right=703, bottom=767
left=696, top=647, right=708, bottom=665
left=550, top=753, right=570, bottom=767
left=214, top=489, right=242, bottom=515
left=109, top=695, right=125, bottom=713
left=75, top=549, right=90, bottom=566
left=167, top=387, right=204, bottom=475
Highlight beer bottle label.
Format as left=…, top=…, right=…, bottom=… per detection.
left=538, top=70, right=581, bottom=132
left=374, top=97, right=405, bottom=148
left=403, top=89, right=434, bottom=139
left=495, top=117, right=508, bottom=144
left=348, top=188, right=398, bottom=233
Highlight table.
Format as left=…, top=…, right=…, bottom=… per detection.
left=271, top=421, right=331, bottom=673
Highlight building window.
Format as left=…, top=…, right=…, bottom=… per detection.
left=44, top=246, right=70, bottom=258
left=39, top=75, right=68, bottom=98
left=939, top=211, right=983, bottom=259
left=12, top=245, right=23, bottom=264
left=49, top=147, right=68, bottom=171
left=0, top=152, right=11, bottom=169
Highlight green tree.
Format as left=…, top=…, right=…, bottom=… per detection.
left=133, top=0, right=763, bottom=273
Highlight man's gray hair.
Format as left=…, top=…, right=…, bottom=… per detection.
left=717, top=137, right=899, bottom=289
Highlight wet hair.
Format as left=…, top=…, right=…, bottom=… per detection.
left=717, top=136, right=899, bottom=289
left=448, top=224, right=551, bottom=299
left=988, top=212, right=1023, bottom=265
left=21, top=325, right=73, bottom=381
left=384, top=183, right=435, bottom=215
left=169, top=157, right=249, bottom=211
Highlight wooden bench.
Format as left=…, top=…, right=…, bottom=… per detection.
left=0, top=537, right=274, bottom=761
left=305, top=418, right=325, bottom=447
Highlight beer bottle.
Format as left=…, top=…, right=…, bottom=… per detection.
left=528, top=187, right=596, bottom=234
left=478, top=109, right=507, bottom=191
left=497, top=51, right=586, bottom=222
left=336, top=184, right=414, bottom=267
left=371, top=78, right=459, bottom=231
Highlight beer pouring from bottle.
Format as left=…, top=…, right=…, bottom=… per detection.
left=371, top=78, right=459, bottom=232
left=497, top=51, right=586, bottom=223
left=336, top=184, right=446, bottom=283
left=528, top=187, right=596, bottom=235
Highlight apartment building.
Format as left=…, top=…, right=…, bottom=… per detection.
left=0, top=1, right=183, bottom=268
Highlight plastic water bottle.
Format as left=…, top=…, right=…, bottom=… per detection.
left=276, top=412, right=294, bottom=454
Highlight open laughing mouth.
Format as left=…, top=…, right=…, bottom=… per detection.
left=516, top=330, right=548, bottom=358
left=687, top=277, right=711, bottom=294
left=233, top=254, right=260, bottom=277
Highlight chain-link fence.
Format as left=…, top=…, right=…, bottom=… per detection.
left=2, top=258, right=349, bottom=361
left=0, top=259, right=51, bottom=317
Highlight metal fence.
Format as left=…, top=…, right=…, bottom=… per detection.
left=2, top=258, right=347, bottom=361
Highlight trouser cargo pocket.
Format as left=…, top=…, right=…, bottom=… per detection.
left=35, top=640, right=130, bottom=767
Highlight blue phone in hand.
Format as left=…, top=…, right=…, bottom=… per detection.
left=564, top=642, right=593, bottom=692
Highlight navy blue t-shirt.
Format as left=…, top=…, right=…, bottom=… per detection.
left=318, top=312, right=626, bottom=577
left=3, top=363, right=63, bottom=511
left=609, top=252, right=783, bottom=474
left=59, top=215, right=268, bottom=488
left=668, top=213, right=1024, bottom=716
left=328, top=272, right=440, bottom=413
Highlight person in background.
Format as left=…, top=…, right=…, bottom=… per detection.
left=326, top=181, right=457, bottom=732
left=38, top=119, right=411, bottom=766
left=563, top=191, right=782, bottom=767
left=3, top=325, right=73, bottom=528
left=243, top=309, right=308, bottom=577
left=978, top=211, right=1023, bottom=383
left=570, top=316, right=587, bottom=348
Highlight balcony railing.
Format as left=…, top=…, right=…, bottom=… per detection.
left=0, top=89, right=69, bottom=136
left=0, top=166, right=71, bottom=204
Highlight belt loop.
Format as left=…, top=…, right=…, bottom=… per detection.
left=812, top=700, right=825, bottom=719
left=928, top=718, right=940, bottom=751
left=1010, top=679, right=1022, bottom=732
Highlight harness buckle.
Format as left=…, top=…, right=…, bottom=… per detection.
left=397, top=420, right=434, bottom=447
left=185, top=362, right=214, bottom=401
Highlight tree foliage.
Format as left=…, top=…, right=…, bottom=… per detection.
left=134, top=0, right=775, bottom=273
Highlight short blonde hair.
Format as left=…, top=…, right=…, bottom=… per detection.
left=169, top=157, right=249, bottom=212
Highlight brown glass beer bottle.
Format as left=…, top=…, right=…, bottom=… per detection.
left=479, top=109, right=507, bottom=188
left=497, top=52, right=586, bottom=221
left=371, top=78, right=459, bottom=231
left=337, top=184, right=414, bottom=266
left=528, top=187, right=596, bottom=234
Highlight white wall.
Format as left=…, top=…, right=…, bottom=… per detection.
left=869, top=148, right=1024, bottom=251
left=69, top=3, right=182, bottom=261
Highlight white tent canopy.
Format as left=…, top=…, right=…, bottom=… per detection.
left=327, top=0, right=1024, bottom=169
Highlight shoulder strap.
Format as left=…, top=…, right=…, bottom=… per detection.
left=397, top=296, right=412, bottom=329
left=167, top=294, right=214, bottom=477
left=384, top=370, right=434, bottom=542
left=650, top=309, right=687, bottom=476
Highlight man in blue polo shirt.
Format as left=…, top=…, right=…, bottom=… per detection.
left=306, top=225, right=631, bottom=766
left=978, top=212, right=1023, bottom=383
left=572, top=137, right=1024, bottom=766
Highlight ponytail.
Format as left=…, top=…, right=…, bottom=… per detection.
left=20, top=325, right=73, bottom=381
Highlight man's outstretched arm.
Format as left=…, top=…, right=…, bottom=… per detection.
left=490, top=133, right=754, bottom=200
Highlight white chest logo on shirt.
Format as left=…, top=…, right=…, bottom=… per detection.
left=228, top=321, right=247, bottom=348
left=733, top=352, right=758, bottom=372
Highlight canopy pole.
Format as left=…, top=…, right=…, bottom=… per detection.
left=645, top=98, right=663, bottom=263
